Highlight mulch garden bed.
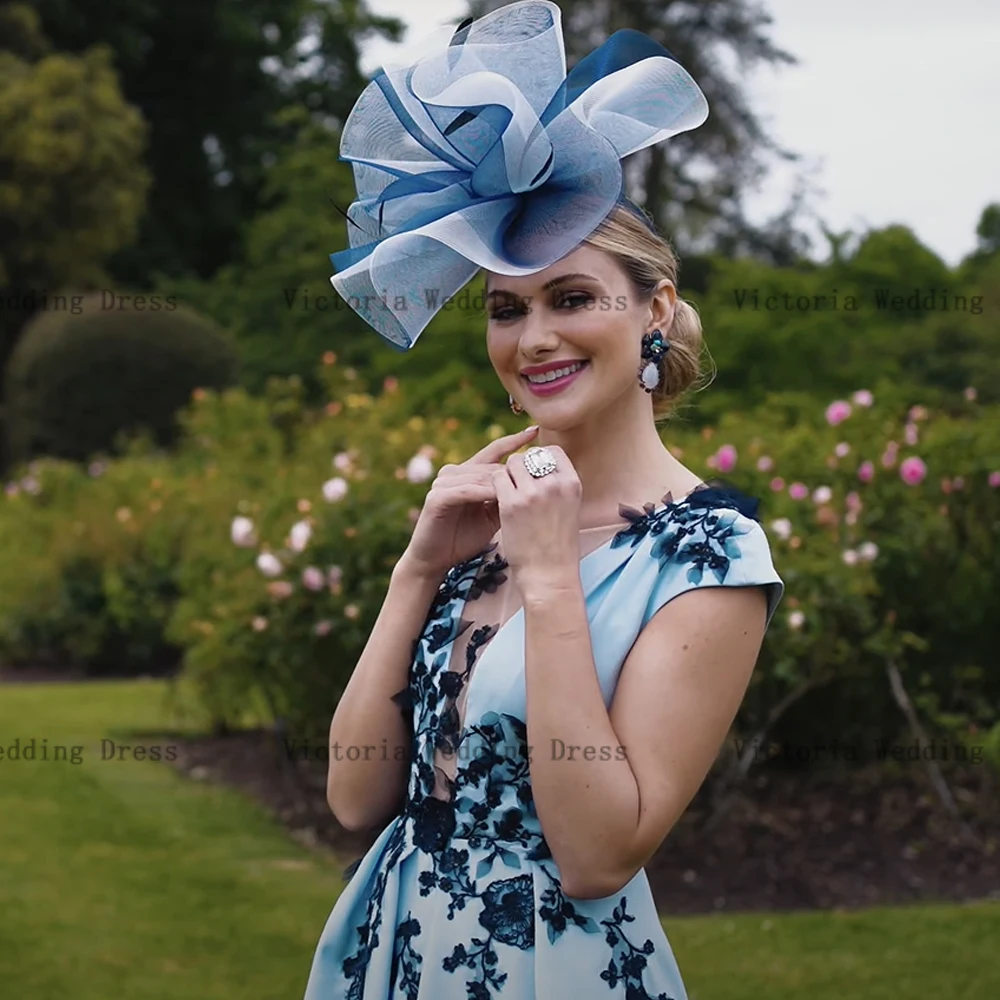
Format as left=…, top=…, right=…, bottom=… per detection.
left=159, top=727, right=1000, bottom=915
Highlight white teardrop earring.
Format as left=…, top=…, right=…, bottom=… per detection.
left=638, top=329, right=669, bottom=393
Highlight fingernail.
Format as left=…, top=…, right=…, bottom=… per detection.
left=526, top=424, right=539, bottom=432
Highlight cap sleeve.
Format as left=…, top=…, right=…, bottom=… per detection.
left=640, top=504, right=784, bottom=632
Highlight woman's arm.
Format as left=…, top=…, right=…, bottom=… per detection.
left=519, top=570, right=768, bottom=899
left=326, top=556, right=444, bottom=831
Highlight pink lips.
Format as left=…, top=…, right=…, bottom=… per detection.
left=521, top=361, right=589, bottom=396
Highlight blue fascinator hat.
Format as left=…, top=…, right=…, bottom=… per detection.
left=329, top=0, right=709, bottom=350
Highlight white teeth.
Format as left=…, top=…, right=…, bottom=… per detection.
left=525, top=362, right=585, bottom=384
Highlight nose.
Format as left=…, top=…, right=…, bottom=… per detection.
left=517, top=302, right=561, bottom=360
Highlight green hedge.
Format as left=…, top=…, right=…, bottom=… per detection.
left=3, top=292, right=240, bottom=466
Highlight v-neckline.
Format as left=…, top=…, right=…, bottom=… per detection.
left=437, top=480, right=713, bottom=738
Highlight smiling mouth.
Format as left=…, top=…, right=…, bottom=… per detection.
left=520, top=360, right=590, bottom=394
left=522, top=360, right=589, bottom=383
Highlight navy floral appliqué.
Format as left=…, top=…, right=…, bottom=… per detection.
left=319, top=481, right=767, bottom=1000
left=599, top=896, right=676, bottom=1000
left=612, top=478, right=759, bottom=586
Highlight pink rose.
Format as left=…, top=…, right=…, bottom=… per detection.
left=858, top=461, right=874, bottom=483
left=788, top=482, right=809, bottom=500
left=826, top=400, right=852, bottom=425
left=770, top=477, right=785, bottom=492
left=715, top=444, right=737, bottom=473
left=989, top=471, right=1000, bottom=488
left=852, top=390, right=874, bottom=407
left=900, top=456, right=927, bottom=485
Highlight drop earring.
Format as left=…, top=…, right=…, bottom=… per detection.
left=638, top=328, right=669, bottom=393
left=509, top=393, right=524, bottom=414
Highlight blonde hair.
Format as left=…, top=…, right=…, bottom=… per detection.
left=583, top=204, right=708, bottom=422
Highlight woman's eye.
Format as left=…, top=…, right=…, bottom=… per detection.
left=488, top=292, right=590, bottom=320
left=557, top=292, right=592, bottom=309
left=488, top=305, right=522, bottom=321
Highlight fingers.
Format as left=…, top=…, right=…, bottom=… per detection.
left=467, top=424, right=538, bottom=465
left=427, top=479, right=497, bottom=509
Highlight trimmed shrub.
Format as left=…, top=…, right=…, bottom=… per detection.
left=3, top=292, right=239, bottom=465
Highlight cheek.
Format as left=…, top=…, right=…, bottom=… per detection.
left=486, top=329, right=513, bottom=369
left=574, top=308, right=635, bottom=361
left=564, top=306, right=614, bottom=346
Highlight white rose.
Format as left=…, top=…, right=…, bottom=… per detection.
left=256, top=552, right=283, bottom=577
left=231, top=516, right=257, bottom=547
left=770, top=518, right=793, bottom=540
left=406, top=454, right=434, bottom=483
left=322, top=477, right=349, bottom=502
left=289, top=519, right=313, bottom=552
left=858, top=541, right=879, bottom=561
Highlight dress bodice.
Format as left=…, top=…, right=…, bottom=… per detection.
left=389, top=481, right=784, bottom=860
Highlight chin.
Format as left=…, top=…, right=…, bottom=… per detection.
left=522, top=406, right=590, bottom=432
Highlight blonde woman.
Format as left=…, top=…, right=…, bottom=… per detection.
left=305, top=4, right=783, bottom=998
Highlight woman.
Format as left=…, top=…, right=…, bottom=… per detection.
left=305, top=4, right=783, bottom=998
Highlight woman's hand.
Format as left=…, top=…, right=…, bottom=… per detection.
left=492, top=443, right=583, bottom=592
left=400, top=425, right=541, bottom=579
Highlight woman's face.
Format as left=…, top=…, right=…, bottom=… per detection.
left=485, top=244, right=675, bottom=429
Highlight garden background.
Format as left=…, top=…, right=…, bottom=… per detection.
left=1, top=1, right=999, bottom=998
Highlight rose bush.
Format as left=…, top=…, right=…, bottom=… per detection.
left=2, top=357, right=998, bottom=766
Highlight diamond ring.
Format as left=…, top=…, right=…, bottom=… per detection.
left=523, top=446, right=557, bottom=478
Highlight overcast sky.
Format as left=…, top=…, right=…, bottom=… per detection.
left=358, top=0, right=1000, bottom=266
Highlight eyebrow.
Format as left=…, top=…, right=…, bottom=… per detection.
left=485, top=272, right=601, bottom=299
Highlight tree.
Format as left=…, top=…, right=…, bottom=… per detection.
left=153, top=107, right=370, bottom=401
left=24, top=0, right=405, bottom=287
left=0, top=5, right=150, bottom=469
left=975, top=203, right=1000, bottom=256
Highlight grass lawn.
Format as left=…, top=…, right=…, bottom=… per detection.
left=0, top=679, right=997, bottom=1000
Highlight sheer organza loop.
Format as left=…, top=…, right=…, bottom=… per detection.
left=328, top=0, right=709, bottom=349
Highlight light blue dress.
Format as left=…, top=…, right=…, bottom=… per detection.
left=304, top=482, right=784, bottom=1000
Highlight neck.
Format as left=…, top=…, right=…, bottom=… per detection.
left=535, top=387, right=693, bottom=521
